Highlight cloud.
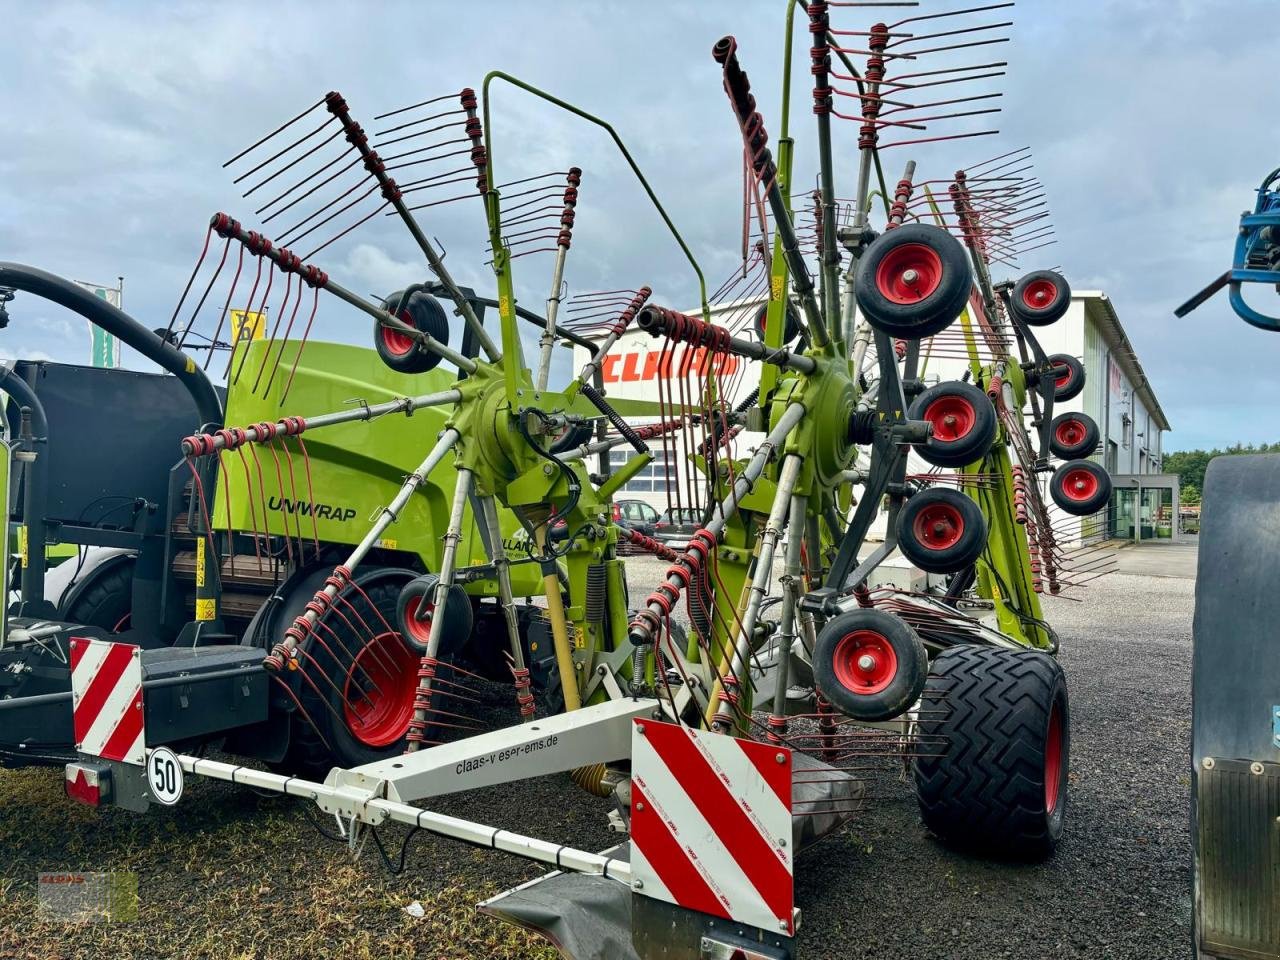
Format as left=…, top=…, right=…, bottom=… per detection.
left=0, top=0, right=1274, bottom=449
left=339, top=244, right=426, bottom=299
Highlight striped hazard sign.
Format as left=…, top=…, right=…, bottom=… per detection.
left=630, top=719, right=794, bottom=935
left=70, top=638, right=145, bottom=766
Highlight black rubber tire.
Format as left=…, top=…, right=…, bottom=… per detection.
left=813, top=609, right=928, bottom=722
left=1047, top=353, right=1085, bottom=402
left=1049, top=459, right=1112, bottom=515
left=396, top=574, right=474, bottom=656
left=1048, top=411, right=1100, bottom=460
left=1008, top=270, right=1071, bottom=326
left=854, top=223, right=973, bottom=340
left=375, top=290, right=449, bottom=374
left=913, top=644, right=1070, bottom=860
left=753, top=302, right=802, bottom=345
left=63, top=557, right=135, bottom=634
left=897, top=487, right=987, bottom=574
left=908, top=380, right=998, bottom=468
left=276, top=566, right=424, bottom=777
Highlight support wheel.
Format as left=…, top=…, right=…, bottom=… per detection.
left=896, top=487, right=986, bottom=574
left=396, top=574, right=474, bottom=655
left=813, top=609, right=927, bottom=722
left=1047, top=353, right=1085, bottom=401
left=1049, top=460, right=1111, bottom=515
left=908, top=380, right=997, bottom=468
left=375, top=290, right=448, bottom=374
left=753, top=302, right=802, bottom=345
left=1048, top=412, right=1100, bottom=460
left=913, top=644, right=1069, bottom=860
left=854, top=223, right=973, bottom=339
left=1009, top=270, right=1071, bottom=326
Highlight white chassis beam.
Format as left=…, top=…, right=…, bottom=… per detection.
left=330, top=696, right=662, bottom=804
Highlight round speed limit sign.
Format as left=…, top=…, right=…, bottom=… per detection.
left=147, top=747, right=184, bottom=806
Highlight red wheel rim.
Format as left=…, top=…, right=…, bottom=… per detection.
left=342, top=630, right=417, bottom=747
left=1044, top=701, right=1064, bottom=813
left=1054, top=418, right=1086, bottom=448
left=923, top=394, right=976, bottom=443
left=1051, top=360, right=1073, bottom=389
left=381, top=311, right=417, bottom=356
left=401, top=593, right=434, bottom=646
left=1060, top=467, right=1099, bottom=502
left=911, top=501, right=965, bottom=551
left=875, top=243, right=944, bottom=305
left=831, top=629, right=898, bottom=696
left=1022, top=278, right=1059, bottom=311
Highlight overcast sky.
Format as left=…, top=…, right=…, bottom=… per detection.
left=0, top=0, right=1275, bottom=451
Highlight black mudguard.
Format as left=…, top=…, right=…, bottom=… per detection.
left=1192, top=454, right=1280, bottom=959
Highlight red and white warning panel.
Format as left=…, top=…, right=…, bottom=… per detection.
left=70, top=638, right=145, bottom=766
left=630, top=719, right=795, bottom=935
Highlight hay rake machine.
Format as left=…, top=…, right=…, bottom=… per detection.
left=12, top=2, right=1119, bottom=957
left=1183, top=164, right=1280, bottom=960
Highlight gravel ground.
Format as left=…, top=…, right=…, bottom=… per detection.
left=0, top=567, right=1192, bottom=960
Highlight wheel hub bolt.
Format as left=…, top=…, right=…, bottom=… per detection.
left=901, top=268, right=920, bottom=285
left=857, top=654, right=877, bottom=673
left=933, top=521, right=949, bottom=536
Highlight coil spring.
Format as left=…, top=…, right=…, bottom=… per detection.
left=584, top=563, right=607, bottom=623
left=580, top=381, right=649, bottom=454
left=570, top=763, right=614, bottom=798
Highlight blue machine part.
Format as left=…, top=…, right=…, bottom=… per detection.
left=1175, top=166, right=1280, bottom=329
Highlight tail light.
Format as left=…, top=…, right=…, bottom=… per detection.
left=611, top=503, right=622, bottom=521
left=64, top=762, right=111, bottom=807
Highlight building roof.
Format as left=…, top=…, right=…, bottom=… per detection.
left=1076, top=291, right=1172, bottom=433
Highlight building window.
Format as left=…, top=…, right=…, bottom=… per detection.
left=1106, top=440, right=1118, bottom=474
left=609, top=446, right=677, bottom=493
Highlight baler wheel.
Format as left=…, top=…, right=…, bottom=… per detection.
left=63, top=557, right=136, bottom=636
left=274, top=567, right=425, bottom=776
left=913, top=644, right=1069, bottom=860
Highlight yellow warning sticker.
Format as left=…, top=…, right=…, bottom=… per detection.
left=499, top=294, right=512, bottom=316
left=185, top=357, right=196, bottom=374
left=18, top=526, right=27, bottom=567
left=195, top=598, right=217, bottom=621
left=195, top=537, right=206, bottom=587
left=574, top=626, right=588, bottom=650
left=376, top=538, right=399, bottom=550
left=771, top=275, right=784, bottom=298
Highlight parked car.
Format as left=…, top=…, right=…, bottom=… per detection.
left=654, top=506, right=703, bottom=545
left=612, top=499, right=661, bottom=540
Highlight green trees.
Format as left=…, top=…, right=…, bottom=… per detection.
left=1165, top=443, right=1280, bottom=505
